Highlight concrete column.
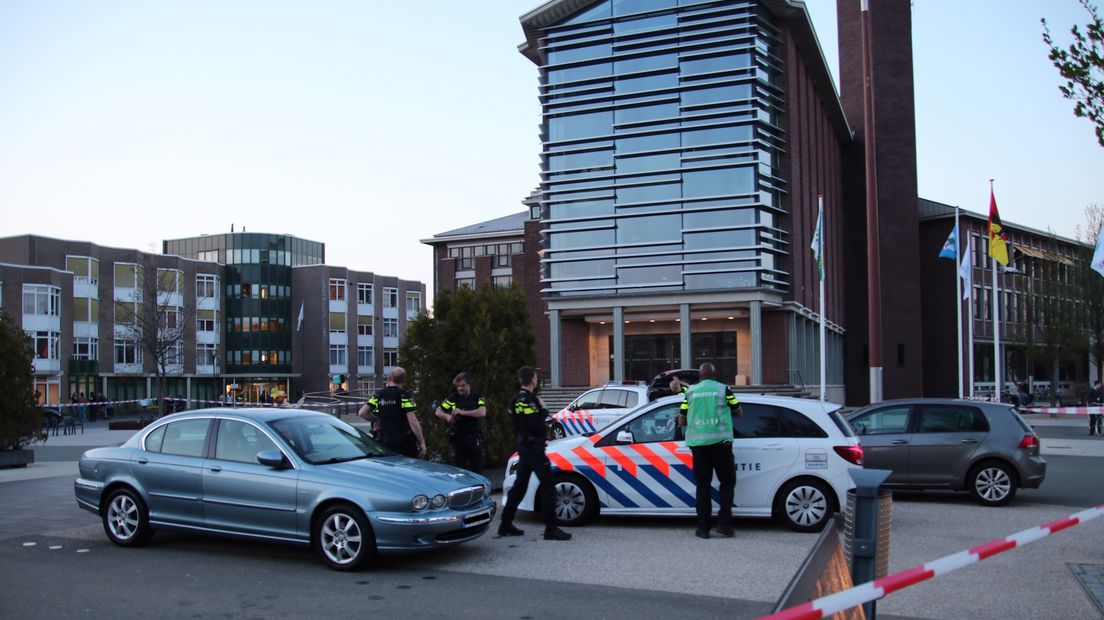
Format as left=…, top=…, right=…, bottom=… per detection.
left=751, top=301, right=763, bottom=385
left=613, top=307, right=625, bottom=382
left=146, top=376, right=152, bottom=399
left=680, top=304, right=691, bottom=368
left=186, top=377, right=192, bottom=408
left=549, top=309, right=561, bottom=387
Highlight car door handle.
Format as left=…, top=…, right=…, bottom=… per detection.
left=960, top=439, right=978, bottom=444
left=208, top=466, right=222, bottom=473
left=136, top=458, right=148, bottom=465
left=891, top=440, right=909, bottom=445
left=761, top=444, right=785, bottom=450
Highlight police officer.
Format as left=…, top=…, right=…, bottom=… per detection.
left=358, top=367, right=426, bottom=458
left=498, top=366, right=572, bottom=541
left=678, top=362, right=742, bottom=539
left=435, top=372, right=486, bottom=473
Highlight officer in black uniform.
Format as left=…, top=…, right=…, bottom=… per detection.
left=358, top=367, right=426, bottom=458
left=435, top=372, right=486, bottom=473
left=498, top=366, right=571, bottom=541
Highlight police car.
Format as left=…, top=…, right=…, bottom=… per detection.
left=505, top=393, right=863, bottom=532
left=549, top=383, right=650, bottom=438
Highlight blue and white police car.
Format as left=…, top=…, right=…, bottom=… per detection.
left=505, top=393, right=863, bottom=532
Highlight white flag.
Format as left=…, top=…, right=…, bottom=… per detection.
left=296, top=302, right=305, bottom=332
left=810, top=202, right=824, bottom=281
left=959, top=253, right=972, bottom=300
left=1092, top=230, right=1104, bottom=278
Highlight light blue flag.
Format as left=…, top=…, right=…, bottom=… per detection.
left=939, top=224, right=957, bottom=260
left=1093, top=229, right=1104, bottom=278
left=811, top=205, right=824, bottom=281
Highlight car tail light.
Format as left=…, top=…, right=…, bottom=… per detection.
left=834, top=444, right=864, bottom=466
left=1018, top=435, right=1039, bottom=450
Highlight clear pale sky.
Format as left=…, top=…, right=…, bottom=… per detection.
left=2, top=0, right=1101, bottom=298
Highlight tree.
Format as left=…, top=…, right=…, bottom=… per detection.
left=113, top=256, right=202, bottom=416
left=1077, top=204, right=1104, bottom=381
left=1043, top=1, right=1104, bottom=147
left=0, top=310, right=42, bottom=450
left=399, top=284, right=536, bottom=467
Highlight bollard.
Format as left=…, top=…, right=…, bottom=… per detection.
left=844, top=469, right=892, bottom=619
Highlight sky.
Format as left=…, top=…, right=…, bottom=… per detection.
left=2, top=0, right=1102, bottom=299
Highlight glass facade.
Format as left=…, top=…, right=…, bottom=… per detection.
left=536, top=0, right=786, bottom=297
left=164, top=233, right=325, bottom=376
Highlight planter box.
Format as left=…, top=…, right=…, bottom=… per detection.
left=0, top=448, right=35, bottom=469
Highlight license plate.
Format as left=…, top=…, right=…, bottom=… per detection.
left=463, top=509, right=491, bottom=528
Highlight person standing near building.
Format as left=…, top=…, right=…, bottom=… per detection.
left=435, top=372, right=486, bottom=473
left=1087, top=380, right=1103, bottom=436
left=678, top=362, right=742, bottom=539
left=359, top=367, right=426, bottom=458
left=499, top=366, right=572, bottom=541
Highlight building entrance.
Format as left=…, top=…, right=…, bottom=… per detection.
left=611, top=333, right=737, bottom=384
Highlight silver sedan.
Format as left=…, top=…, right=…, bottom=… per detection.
left=75, top=408, right=494, bottom=570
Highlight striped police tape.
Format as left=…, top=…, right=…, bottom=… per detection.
left=44, top=397, right=361, bottom=410
left=1021, top=406, right=1104, bottom=415
left=759, top=503, right=1104, bottom=620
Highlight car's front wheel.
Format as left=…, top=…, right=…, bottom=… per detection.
left=102, top=487, right=154, bottom=547
left=968, top=461, right=1018, bottom=506
left=313, top=504, right=376, bottom=571
left=774, top=478, right=835, bottom=533
left=549, top=473, right=598, bottom=526
left=548, top=422, right=567, bottom=440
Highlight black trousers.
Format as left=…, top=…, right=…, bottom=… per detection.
left=690, top=441, right=736, bottom=531
left=450, top=433, right=484, bottom=474
left=502, top=439, right=556, bottom=528
left=381, top=434, right=418, bottom=458
left=1090, top=414, right=1101, bottom=434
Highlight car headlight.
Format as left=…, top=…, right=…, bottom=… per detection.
left=412, top=494, right=429, bottom=511
left=430, top=494, right=447, bottom=509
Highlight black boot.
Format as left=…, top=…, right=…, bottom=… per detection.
left=543, top=526, right=572, bottom=541
left=498, top=522, right=525, bottom=536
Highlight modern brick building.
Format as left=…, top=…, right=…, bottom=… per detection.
left=0, top=233, right=424, bottom=406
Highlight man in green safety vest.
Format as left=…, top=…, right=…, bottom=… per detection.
left=678, top=362, right=742, bottom=539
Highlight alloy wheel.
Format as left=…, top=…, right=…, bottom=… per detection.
left=107, top=494, right=140, bottom=541
left=320, top=512, right=364, bottom=566
left=785, top=485, right=828, bottom=527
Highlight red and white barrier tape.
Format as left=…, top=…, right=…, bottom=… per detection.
left=44, top=397, right=365, bottom=410
left=760, top=503, right=1104, bottom=620
left=1021, top=406, right=1104, bottom=415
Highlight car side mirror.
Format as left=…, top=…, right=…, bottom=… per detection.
left=256, top=450, right=288, bottom=469
left=567, top=403, right=578, bottom=412
left=616, top=430, right=634, bottom=444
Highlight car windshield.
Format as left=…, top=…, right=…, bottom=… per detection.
left=268, top=416, right=389, bottom=464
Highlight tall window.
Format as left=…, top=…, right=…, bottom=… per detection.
left=406, top=292, right=421, bottom=316
left=384, top=287, right=398, bottom=309
left=114, top=263, right=141, bottom=289
left=73, top=336, right=98, bottom=360
left=66, top=256, right=100, bottom=285
left=197, top=274, right=218, bottom=298
left=330, top=343, right=348, bottom=366
left=329, top=279, right=348, bottom=301
left=196, top=309, right=217, bottom=332
left=72, top=298, right=99, bottom=322
left=198, top=343, right=218, bottom=366
left=166, top=342, right=184, bottom=365
left=28, top=331, right=60, bottom=360
left=456, top=277, right=475, bottom=290
left=157, top=269, right=182, bottom=294
left=22, top=284, right=60, bottom=316
left=383, top=349, right=399, bottom=367
left=357, top=315, right=373, bottom=336
left=114, top=340, right=141, bottom=364
left=330, top=312, right=347, bottom=335
left=357, top=283, right=373, bottom=305
left=493, top=275, right=512, bottom=289
left=163, top=307, right=181, bottom=330
left=383, top=318, right=399, bottom=338
left=357, top=345, right=374, bottom=367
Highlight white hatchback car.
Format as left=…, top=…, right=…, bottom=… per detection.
left=549, top=383, right=649, bottom=438
left=506, top=394, right=862, bottom=532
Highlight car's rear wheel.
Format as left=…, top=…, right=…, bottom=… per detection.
left=968, top=461, right=1017, bottom=506
left=774, top=478, right=835, bottom=533
left=548, top=423, right=567, bottom=440
left=549, top=473, right=598, bottom=526
left=313, top=504, right=376, bottom=571
left=102, top=487, right=154, bottom=547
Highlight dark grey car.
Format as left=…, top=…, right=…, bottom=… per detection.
left=845, top=399, right=1045, bottom=505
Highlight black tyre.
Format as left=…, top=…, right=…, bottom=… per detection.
left=548, top=423, right=567, bottom=440
left=102, top=487, right=154, bottom=547
left=774, top=478, right=835, bottom=533
left=549, top=473, right=598, bottom=526
left=968, top=461, right=1017, bottom=506
left=313, top=504, right=376, bottom=571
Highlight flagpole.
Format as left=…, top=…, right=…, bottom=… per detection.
left=955, top=207, right=963, bottom=398
left=991, top=180, right=1002, bottom=402
left=966, top=239, right=975, bottom=398
left=819, top=194, right=827, bottom=401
